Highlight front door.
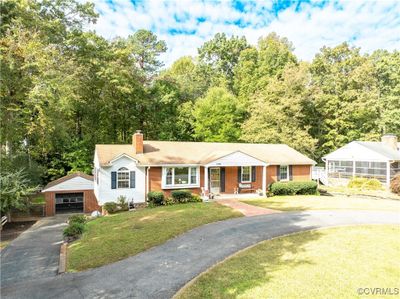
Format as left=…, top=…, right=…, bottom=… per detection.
left=210, top=167, right=221, bottom=194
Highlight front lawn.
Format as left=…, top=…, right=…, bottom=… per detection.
left=242, top=195, right=400, bottom=211
left=176, top=225, right=400, bottom=299
left=67, top=202, right=242, bottom=271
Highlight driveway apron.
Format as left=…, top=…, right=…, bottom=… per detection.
left=1, top=210, right=399, bottom=299
left=1, top=214, right=68, bottom=287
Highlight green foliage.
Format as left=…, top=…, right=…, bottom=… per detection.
left=171, top=190, right=193, bottom=203
left=270, top=181, right=318, bottom=196
left=0, top=170, right=38, bottom=215
left=192, top=87, right=245, bottom=142
left=147, top=191, right=165, bottom=206
left=63, top=222, right=86, bottom=238
left=103, top=202, right=118, bottom=214
left=348, top=178, right=383, bottom=190
left=68, top=214, right=87, bottom=225
left=117, top=196, right=129, bottom=211
left=1, top=0, right=399, bottom=188
left=390, top=175, right=400, bottom=195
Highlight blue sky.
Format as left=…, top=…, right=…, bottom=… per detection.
left=91, top=0, right=400, bottom=67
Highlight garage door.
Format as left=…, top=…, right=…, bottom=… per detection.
left=55, top=193, right=84, bottom=213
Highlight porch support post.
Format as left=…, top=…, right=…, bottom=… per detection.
left=204, top=166, right=209, bottom=192
left=386, top=161, right=391, bottom=189
left=262, top=165, right=267, bottom=196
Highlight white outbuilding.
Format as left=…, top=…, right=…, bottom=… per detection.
left=322, top=134, right=400, bottom=187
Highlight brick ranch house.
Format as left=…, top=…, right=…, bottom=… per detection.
left=93, top=131, right=316, bottom=207
left=43, top=131, right=316, bottom=215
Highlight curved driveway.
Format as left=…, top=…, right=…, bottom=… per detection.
left=2, top=210, right=399, bottom=299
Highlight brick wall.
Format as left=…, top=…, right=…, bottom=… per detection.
left=147, top=165, right=312, bottom=196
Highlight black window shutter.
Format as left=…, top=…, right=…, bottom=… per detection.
left=251, top=166, right=256, bottom=182
left=111, top=171, right=117, bottom=189
left=220, top=167, right=225, bottom=192
left=277, top=166, right=280, bottom=182
left=130, top=171, right=135, bottom=188
left=237, top=167, right=241, bottom=183
left=289, top=166, right=293, bottom=181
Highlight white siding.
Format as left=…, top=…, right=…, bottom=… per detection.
left=206, top=151, right=266, bottom=167
left=44, top=176, right=93, bottom=192
left=95, top=155, right=146, bottom=205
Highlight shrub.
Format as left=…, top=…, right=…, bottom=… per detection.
left=171, top=189, right=192, bottom=203
left=270, top=181, right=318, bottom=196
left=190, top=194, right=203, bottom=203
left=63, top=222, right=85, bottom=238
left=68, top=214, right=86, bottom=225
left=163, top=197, right=176, bottom=206
left=103, top=202, right=118, bottom=214
left=348, top=178, right=383, bottom=190
left=117, top=196, right=129, bottom=211
left=391, top=175, right=400, bottom=195
left=147, top=191, right=165, bottom=206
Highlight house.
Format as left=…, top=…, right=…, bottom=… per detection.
left=322, top=134, right=400, bottom=187
left=93, top=131, right=316, bottom=206
left=42, top=172, right=100, bottom=216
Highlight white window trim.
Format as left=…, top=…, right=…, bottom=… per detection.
left=241, top=166, right=252, bottom=183
left=162, top=166, right=200, bottom=189
left=279, top=165, right=289, bottom=181
left=117, top=167, right=130, bottom=189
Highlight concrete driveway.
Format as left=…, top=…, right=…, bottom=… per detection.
left=1, top=210, right=399, bottom=299
left=1, top=214, right=68, bottom=287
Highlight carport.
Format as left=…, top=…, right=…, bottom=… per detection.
left=42, top=172, right=100, bottom=216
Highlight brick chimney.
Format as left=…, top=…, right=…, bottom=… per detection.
left=381, top=134, right=398, bottom=151
left=133, top=130, right=143, bottom=154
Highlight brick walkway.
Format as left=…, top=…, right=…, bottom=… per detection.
left=217, top=199, right=281, bottom=217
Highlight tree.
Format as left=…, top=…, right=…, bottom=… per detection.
left=192, top=87, right=245, bottom=142
left=198, top=33, right=249, bottom=91
left=0, top=170, right=38, bottom=215
left=308, top=43, right=380, bottom=158
left=242, top=63, right=317, bottom=157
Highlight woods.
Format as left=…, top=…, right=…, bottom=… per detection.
left=1, top=0, right=399, bottom=187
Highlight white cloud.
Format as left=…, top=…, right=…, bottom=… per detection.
left=89, top=0, right=400, bottom=67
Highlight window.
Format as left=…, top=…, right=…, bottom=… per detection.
left=241, top=166, right=251, bottom=182
left=117, top=167, right=130, bottom=189
left=163, top=167, right=199, bottom=188
left=190, top=167, right=197, bottom=184
left=279, top=165, right=289, bottom=181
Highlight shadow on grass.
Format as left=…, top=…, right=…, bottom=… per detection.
left=177, top=212, right=324, bottom=299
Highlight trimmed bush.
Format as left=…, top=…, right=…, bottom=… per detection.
left=391, top=175, right=400, bottom=195
left=348, top=178, right=383, bottom=190
left=68, top=214, right=86, bottom=225
left=103, top=202, right=118, bottom=214
left=63, top=222, right=85, bottom=238
left=171, top=189, right=192, bottom=203
left=147, top=191, right=165, bottom=206
left=270, top=181, right=318, bottom=196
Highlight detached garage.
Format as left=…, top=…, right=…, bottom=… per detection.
left=42, top=172, right=100, bottom=216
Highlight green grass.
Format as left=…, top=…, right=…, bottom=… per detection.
left=242, top=195, right=400, bottom=212
left=67, top=202, right=242, bottom=271
left=176, top=225, right=400, bottom=299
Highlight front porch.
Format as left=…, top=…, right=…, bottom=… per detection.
left=201, top=151, right=268, bottom=200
